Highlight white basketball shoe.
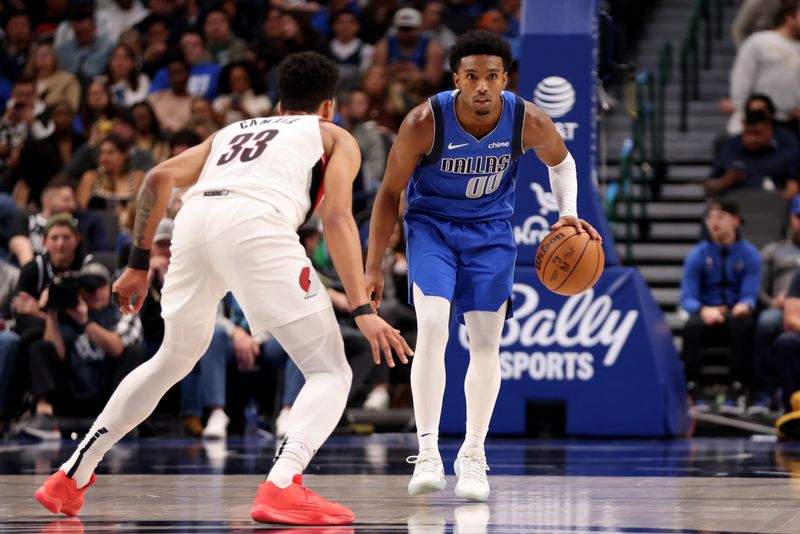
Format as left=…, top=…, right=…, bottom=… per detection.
left=407, top=448, right=447, bottom=496
left=454, top=447, right=490, bottom=501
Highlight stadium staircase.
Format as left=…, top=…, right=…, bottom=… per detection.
left=602, top=0, right=740, bottom=346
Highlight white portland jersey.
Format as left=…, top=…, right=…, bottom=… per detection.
left=185, top=115, right=326, bottom=230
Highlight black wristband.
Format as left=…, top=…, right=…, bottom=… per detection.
left=128, top=246, right=151, bottom=271
left=352, top=303, right=376, bottom=318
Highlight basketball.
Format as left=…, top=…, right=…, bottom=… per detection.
left=534, top=226, right=604, bottom=296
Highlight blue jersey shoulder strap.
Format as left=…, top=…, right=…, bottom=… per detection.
left=511, top=94, right=526, bottom=160
left=419, top=94, right=444, bottom=166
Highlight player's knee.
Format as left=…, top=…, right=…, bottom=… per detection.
left=416, top=315, right=450, bottom=345
left=469, top=337, right=500, bottom=360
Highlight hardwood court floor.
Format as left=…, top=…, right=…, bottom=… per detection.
left=2, top=435, right=800, bottom=533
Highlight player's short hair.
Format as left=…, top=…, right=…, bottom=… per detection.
left=449, top=29, right=513, bottom=73
left=278, top=52, right=340, bottom=113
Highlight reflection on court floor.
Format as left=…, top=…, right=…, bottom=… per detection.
left=2, top=435, right=800, bottom=533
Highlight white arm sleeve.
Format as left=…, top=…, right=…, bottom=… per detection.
left=547, top=152, right=578, bottom=218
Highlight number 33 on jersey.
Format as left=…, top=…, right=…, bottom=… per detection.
left=186, top=116, right=327, bottom=229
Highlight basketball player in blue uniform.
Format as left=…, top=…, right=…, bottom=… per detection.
left=365, top=30, right=601, bottom=501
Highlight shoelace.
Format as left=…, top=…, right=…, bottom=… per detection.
left=406, top=453, right=441, bottom=473
left=459, top=454, right=490, bottom=481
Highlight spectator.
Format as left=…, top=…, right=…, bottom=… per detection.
left=0, top=259, right=20, bottom=424
left=145, top=0, right=189, bottom=43
left=0, top=11, right=33, bottom=81
left=338, top=89, right=388, bottom=189
left=76, top=133, right=144, bottom=211
left=252, top=7, right=291, bottom=78
left=149, top=29, right=222, bottom=101
left=8, top=176, right=105, bottom=267
left=372, top=8, right=444, bottom=91
left=212, top=61, right=271, bottom=126
left=74, top=77, right=115, bottom=138
left=147, top=57, right=194, bottom=134
left=751, top=195, right=800, bottom=414
left=477, top=8, right=519, bottom=60
left=499, top=0, right=521, bottom=39
left=732, top=0, right=783, bottom=48
left=55, top=5, right=114, bottom=83
left=106, top=43, right=151, bottom=108
left=97, top=0, right=150, bottom=45
left=0, top=77, right=54, bottom=203
left=361, top=64, right=407, bottom=132
left=138, top=15, right=171, bottom=79
left=724, top=1, right=800, bottom=135
left=311, top=0, right=360, bottom=38
left=706, top=108, right=800, bottom=198
left=326, top=9, right=374, bottom=91
left=12, top=213, right=94, bottom=339
left=25, top=41, right=81, bottom=112
left=130, top=101, right=169, bottom=164
left=15, top=101, right=87, bottom=213
left=281, top=11, right=329, bottom=57
left=3, top=75, right=55, bottom=142
left=203, top=9, right=248, bottom=66
left=64, top=106, right=155, bottom=182
left=773, top=269, right=800, bottom=438
left=218, top=0, right=262, bottom=42
left=680, top=200, right=761, bottom=413
left=421, top=2, right=457, bottom=73
left=16, top=261, right=146, bottom=440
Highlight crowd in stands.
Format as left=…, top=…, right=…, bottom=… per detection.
left=681, top=0, right=800, bottom=436
left=0, top=0, right=522, bottom=440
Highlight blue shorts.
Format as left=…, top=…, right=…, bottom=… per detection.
left=405, top=212, right=516, bottom=324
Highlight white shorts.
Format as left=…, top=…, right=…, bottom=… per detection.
left=160, top=193, right=331, bottom=333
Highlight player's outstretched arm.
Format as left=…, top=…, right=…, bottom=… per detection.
left=319, top=122, right=413, bottom=367
left=365, top=103, right=433, bottom=308
left=522, top=101, right=601, bottom=242
left=112, top=135, right=214, bottom=314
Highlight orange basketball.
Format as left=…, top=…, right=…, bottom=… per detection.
left=534, top=226, right=604, bottom=296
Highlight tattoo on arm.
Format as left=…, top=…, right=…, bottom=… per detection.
left=133, top=180, right=156, bottom=248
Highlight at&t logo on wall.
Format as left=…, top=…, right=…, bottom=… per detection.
left=533, top=76, right=579, bottom=141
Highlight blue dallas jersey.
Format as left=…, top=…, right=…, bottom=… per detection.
left=406, top=89, right=526, bottom=223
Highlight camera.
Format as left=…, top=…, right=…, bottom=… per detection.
left=46, top=272, right=82, bottom=311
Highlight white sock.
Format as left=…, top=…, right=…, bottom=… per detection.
left=417, top=431, right=439, bottom=453
left=60, top=423, right=124, bottom=488
left=267, top=437, right=314, bottom=488
left=460, top=427, right=487, bottom=455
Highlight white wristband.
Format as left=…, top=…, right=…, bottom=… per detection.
left=547, top=152, right=578, bottom=219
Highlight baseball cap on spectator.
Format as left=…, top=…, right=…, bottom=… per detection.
left=154, top=218, right=174, bottom=242
left=44, top=213, right=80, bottom=236
left=394, top=7, right=421, bottom=29
left=791, top=195, right=800, bottom=216
left=80, top=262, right=111, bottom=289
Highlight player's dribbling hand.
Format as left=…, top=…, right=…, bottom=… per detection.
left=354, top=313, right=414, bottom=368
left=365, top=269, right=385, bottom=309
left=551, top=215, right=603, bottom=243
left=112, top=268, right=148, bottom=314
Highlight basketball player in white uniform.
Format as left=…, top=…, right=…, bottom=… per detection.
left=34, top=52, right=412, bottom=526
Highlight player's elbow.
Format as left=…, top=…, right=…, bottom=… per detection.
left=322, top=211, right=354, bottom=235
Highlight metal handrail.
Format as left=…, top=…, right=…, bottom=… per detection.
left=679, top=0, right=727, bottom=132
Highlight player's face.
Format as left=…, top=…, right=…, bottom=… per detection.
left=454, top=55, right=507, bottom=116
